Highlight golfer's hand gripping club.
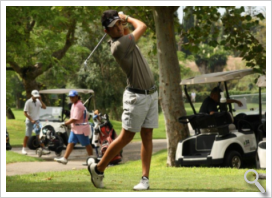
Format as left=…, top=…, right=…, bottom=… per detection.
left=118, top=11, right=129, bottom=28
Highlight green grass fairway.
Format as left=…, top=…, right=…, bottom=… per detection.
left=6, top=150, right=44, bottom=164
left=6, top=150, right=266, bottom=192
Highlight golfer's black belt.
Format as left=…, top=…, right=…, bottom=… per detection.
left=126, top=85, right=157, bottom=95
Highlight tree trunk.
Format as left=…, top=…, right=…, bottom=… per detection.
left=22, top=78, right=40, bottom=98
left=6, top=107, right=15, bottom=119
left=197, top=62, right=208, bottom=74
left=212, top=64, right=225, bottom=73
left=16, top=92, right=24, bottom=109
left=153, top=7, right=189, bottom=166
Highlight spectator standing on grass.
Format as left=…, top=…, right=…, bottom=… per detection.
left=22, top=90, right=49, bottom=155
left=54, top=90, right=93, bottom=164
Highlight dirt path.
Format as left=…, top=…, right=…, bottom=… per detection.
left=6, top=139, right=167, bottom=176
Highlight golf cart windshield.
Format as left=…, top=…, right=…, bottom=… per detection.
left=39, top=88, right=95, bottom=122
left=39, top=107, right=63, bottom=122
left=180, top=69, right=255, bottom=115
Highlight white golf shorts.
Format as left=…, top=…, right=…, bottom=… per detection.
left=122, top=89, right=159, bottom=132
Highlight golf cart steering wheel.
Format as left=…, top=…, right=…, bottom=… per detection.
left=237, top=119, right=253, bottom=133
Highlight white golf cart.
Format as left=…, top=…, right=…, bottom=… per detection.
left=27, top=89, right=95, bottom=156
left=175, top=69, right=264, bottom=168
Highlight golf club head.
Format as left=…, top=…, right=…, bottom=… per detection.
left=83, top=61, right=88, bottom=71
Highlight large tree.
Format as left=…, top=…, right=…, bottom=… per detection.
left=152, top=7, right=189, bottom=166
left=6, top=6, right=102, bottom=98
left=182, top=6, right=266, bottom=74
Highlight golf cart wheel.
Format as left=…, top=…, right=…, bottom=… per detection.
left=27, top=136, right=41, bottom=150
left=224, top=150, right=242, bottom=169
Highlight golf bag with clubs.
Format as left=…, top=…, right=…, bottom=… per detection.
left=90, top=112, right=122, bottom=165
left=35, top=123, right=64, bottom=157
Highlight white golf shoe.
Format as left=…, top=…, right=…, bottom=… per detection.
left=88, top=163, right=104, bottom=188
left=22, top=148, right=27, bottom=155
left=133, top=177, right=150, bottom=190
left=54, top=157, right=68, bottom=165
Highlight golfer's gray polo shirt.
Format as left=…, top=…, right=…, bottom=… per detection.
left=110, top=34, right=155, bottom=90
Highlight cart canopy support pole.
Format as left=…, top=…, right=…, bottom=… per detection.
left=184, top=85, right=197, bottom=115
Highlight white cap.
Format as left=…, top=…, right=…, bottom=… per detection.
left=31, top=90, right=40, bottom=97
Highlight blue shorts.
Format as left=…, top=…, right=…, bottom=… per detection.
left=68, top=131, right=90, bottom=146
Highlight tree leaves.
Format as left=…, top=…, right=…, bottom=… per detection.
left=181, top=6, right=266, bottom=74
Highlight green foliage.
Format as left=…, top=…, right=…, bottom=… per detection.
left=194, top=44, right=229, bottom=72
left=6, top=6, right=106, bottom=98
left=182, top=6, right=266, bottom=74
left=6, top=72, right=25, bottom=108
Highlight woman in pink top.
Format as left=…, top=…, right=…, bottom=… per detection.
left=54, top=90, right=93, bottom=165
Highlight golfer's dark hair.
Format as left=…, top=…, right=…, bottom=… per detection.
left=210, top=87, right=222, bottom=95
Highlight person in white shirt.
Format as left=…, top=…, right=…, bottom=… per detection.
left=22, top=90, right=49, bottom=155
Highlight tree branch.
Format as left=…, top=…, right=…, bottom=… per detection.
left=6, top=67, right=15, bottom=71
left=33, top=19, right=77, bottom=76
left=26, top=20, right=36, bottom=32
left=52, top=19, right=76, bottom=61
left=7, top=61, right=22, bottom=74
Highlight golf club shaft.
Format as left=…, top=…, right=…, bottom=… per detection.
left=84, top=33, right=107, bottom=65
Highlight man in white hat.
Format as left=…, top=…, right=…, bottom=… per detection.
left=22, top=90, right=49, bottom=155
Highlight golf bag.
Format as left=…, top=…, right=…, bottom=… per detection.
left=37, top=125, right=64, bottom=157
left=92, top=113, right=122, bottom=165
left=6, top=129, right=12, bottom=150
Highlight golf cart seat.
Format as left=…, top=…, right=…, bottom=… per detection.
left=179, top=111, right=234, bottom=135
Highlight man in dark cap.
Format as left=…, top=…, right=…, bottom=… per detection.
left=199, top=87, right=243, bottom=114
left=88, top=10, right=158, bottom=190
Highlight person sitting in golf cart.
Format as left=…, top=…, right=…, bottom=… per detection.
left=199, top=87, right=243, bottom=115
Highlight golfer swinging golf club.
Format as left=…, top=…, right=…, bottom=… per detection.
left=88, top=10, right=158, bottom=190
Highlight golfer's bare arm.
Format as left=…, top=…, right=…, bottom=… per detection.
left=119, top=14, right=147, bottom=42
left=64, top=118, right=77, bottom=125
left=227, top=99, right=243, bottom=107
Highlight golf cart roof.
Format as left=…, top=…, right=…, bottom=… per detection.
left=180, top=69, right=254, bottom=85
left=256, top=75, right=266, bottom=88
left=39, top=89, right=94, bottom=94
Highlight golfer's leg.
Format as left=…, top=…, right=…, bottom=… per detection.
left=23, top=136, right=29, bottom=147
left=97, top=128, right=135, bottom=172
left=85, top=144, right=93, bottom=156
left=64, top=143, right=74, bottom=159
left=140, top=128, right=153, bottom=178
left=23, top=121, right=32, bottom=147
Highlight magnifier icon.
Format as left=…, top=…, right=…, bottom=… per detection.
left=244, top=169, right=265, bottom=193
